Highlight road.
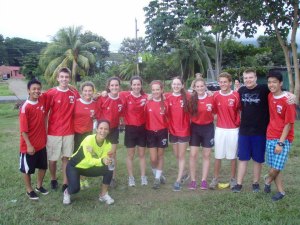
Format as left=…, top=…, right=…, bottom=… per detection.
left=0, top=79, right=28, bottom=103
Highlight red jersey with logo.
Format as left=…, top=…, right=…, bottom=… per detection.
left=190, top=93, right=215, bottom=125
left=45, top=87, right=80, bottom=136
left=145, top=99, right=168, bottom=131
left=73, top=98, right=97, bottom=134
left=165, top=93, right=190, bottom=137
left=96, top=94, right=123, bottom=129
left=19, top=96, right=47, bottom=153
left=120, top=91, right=147, bottom=126
left=213, top=90, right=240, bottom=128
left=267, top=93, right=296, bottom=142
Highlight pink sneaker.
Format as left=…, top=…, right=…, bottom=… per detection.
left=200, top=180, right=208, bottom=190
left=188, top=181, right=197, bottom=190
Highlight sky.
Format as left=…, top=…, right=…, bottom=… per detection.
left=1, top=0, right=151, bottom=52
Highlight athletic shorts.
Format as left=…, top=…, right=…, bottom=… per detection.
left=47, top=135, right=74, bottom=161
left=189, top=122, right=214, bottom=148
left=19, top=147, right=47, bottom=174
left=266, top=139, right=291, bottom=171
left=169, top=133, right=190, bottom=144
left=107, top=127, right=119, bottom=144
left=237, top=135, right=266, bottom=163
left=74, top=132, right=92, bottom=153
left=214, top=127, right=239, bottom=160
left=124, top=125, right=146, bottom=148
left=146, top=128, right=168, bottom=148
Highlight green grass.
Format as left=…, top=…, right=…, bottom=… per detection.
left=0, top=103, right=299, bottom=225
left=0, top=82, right=14, bottom=96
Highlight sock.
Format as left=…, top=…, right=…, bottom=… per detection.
left=155, top=170, right=162, bottom=179
left=152, top=168, right=156, bottom=176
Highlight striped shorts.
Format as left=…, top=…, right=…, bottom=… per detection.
left=266, top=139, right=291, bottom=171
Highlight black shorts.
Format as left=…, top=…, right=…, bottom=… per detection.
left=124, top=125, right=146, bottom=148
left=19, top=147, right=47, bottom=174
left=74, top=132, right=92, bottom=152
left=189, top=122, right=214, bottom=148
left=107, top=127, right=119, bottom=144
left=146, top=128, right=168, bottom=148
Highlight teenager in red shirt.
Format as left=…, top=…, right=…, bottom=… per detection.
left=19, top=79, right=48, bottom=200
left=44, top=67, right=80, bottom=191
left=120, top=76, right=148, bottom=187
left=145, top=80, right=168, bottom=189
left=165, top=77, right=190, bottom=191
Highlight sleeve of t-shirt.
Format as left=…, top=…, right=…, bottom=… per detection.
left=19, top=108, right=29, bottom=133
left=284, top=103, right=296, bottom=124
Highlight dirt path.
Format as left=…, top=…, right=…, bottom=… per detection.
left=8, top=79, right=28, bottom=99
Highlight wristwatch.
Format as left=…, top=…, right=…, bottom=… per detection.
left=277, top=142, right=285, bottom=147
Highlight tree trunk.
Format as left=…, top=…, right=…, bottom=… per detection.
left=72, top=60, right=77, bottom=84
left=199, top=36, right=215, bottom=81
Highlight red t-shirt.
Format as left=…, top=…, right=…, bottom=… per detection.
left=213, top=90, right=240, bottom=128
left=120, top=91, right=147, bottom=126
left=96, top=94, right=124, bottom=129
left=73, top=98, right=97, bottom=134
left=145, top=99, right=168, bottom=131
left=267, top=93, right=296, bottom=142
left=165, top=93, right=190, bottom=137
left=44, top=87, right=80, bottom=136
left=190, top=93, right=215, bottom=125
left=19, top=96, right=47, bottom=153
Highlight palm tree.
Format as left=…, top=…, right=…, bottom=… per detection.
left=39, top=26, right=101, bottom=85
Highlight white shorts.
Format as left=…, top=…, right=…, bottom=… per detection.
left=46, top=135, right=74, bottom=161
left=214, top=127, right=239, bottom=160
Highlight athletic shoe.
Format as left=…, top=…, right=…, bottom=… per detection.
left=50, top=179, right=58, bottom=190
left=35, top=186, right=49, bottom=195
left=160, top=174, right=166, bottom=184
left=173, top=182, right=181, bottom=191
left=209, top=178, right=219, bottom=190
left=26, top=191, right=39, bottom=200
left=152, top=178, right=161, bottom=189
left=230, top=178, right=237, bottom=189
left=110, top=178, right=117, bottom=189
left=272, top=192, right=285, bottom=201
left=232, top=184, right=243, bottom=193
left=264, top=174, right=271, bottom=193
left=252, top=183, right=260, bottom=193
left=62, top=184, right=68, bottom=192
left=180, top=173, right=190, bottom=184
left=99, top=193, right=114, bottom=205
left=200, top=180, right=208, bottom=190
left=128, top=176, right=136, bottom=187
left=141, top=176, right=148, bottom=186
left=63, top=189, right=71, bottom=205
left=188, top=181, right=197, bottom=190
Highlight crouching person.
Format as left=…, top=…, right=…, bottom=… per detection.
left=63, top=119, right=115, bottom=205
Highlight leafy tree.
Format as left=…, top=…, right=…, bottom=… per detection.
left=0, top=35, right=8, bottom=65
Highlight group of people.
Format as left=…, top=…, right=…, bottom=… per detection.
left=19, top=67, right=296, bottom=206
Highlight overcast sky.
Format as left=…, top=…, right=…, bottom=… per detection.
left=1, top=0, right=150, bottom=52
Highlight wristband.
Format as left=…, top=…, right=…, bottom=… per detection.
left=277, top=142, right=285, bottom=147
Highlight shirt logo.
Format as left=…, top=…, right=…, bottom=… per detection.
left=90, top=110, right=95, bottom=117
left=276, top=105, right=283, bottom=114
left=69, top=96, right=75, bottom=104
left=118, top=104, right=123, bottom=112
left=228, top=99, right=235, bottom=106
left=140, top=99, right=146, bottom=106
left=206, top=104, right=212, bottom=111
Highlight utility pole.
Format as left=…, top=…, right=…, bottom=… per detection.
left=135, top=18, right=140, bottom=76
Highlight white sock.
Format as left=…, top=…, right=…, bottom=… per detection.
left=155, top=170, right=162, bottom=179
left=152, top=168, right=156, bottom=176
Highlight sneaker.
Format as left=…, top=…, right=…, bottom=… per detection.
left=209, top=178, right=219, bottom=190
left=160, top=174, right=166, bottom=184
left=188, top=181, right=197, bottom=190
left=252, top=182, right=260, bottom=193
left=110, top=178, right=117, bottom=189
left=264, top=174, right=271, bottom=193
left=152, top=178, right=161, bottom=189
left=272, top=192, right=285, bottom=201
left=232, top=184, right=243, bottom=193
left=50, top=179, right=58, bottom=190
left=141, top=176, right=148, bottom=186
left=26, top=191, right=39, bottom=200
left=230, top=178, right=237, bottom=189
left=62, top=184, right=68, bottom=192
left=180, top=173, right=190, bottom=184
left=99, top=193, right=114, bottom=205
left=35, top=186, right=49, bottom=195
left=200, top=180, right=208, bottom=190
left=173, top=182, right=181, bottom=191
left=63, top=189, right=71, bottom=205
left=128, top=176, right=136, bottom=187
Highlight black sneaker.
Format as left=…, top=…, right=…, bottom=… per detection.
left=232, top=184, right=243, bottom=193
left=35, top=186, right=49, bottom=195
left=26, top=191, right=39, bottom=200
left=272, top=192, right=285, bottom=201
left=50, top=180, right=58, bottom=190
left=62, top=184, right=68, bottom=192
left=252, top=183, right=260, bottom=193
left=264, top=184, right=271, bottom=193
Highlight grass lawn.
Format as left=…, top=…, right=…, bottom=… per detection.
left=0, top=103, right=299, bottom=225
left=0, top=82, right=14, bottom=96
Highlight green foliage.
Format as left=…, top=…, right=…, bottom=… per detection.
left=80, top=73, right=110, bottom=92
left=0, top=83, right=14, bottom=96
left=223, top=67, right=269, bottom=80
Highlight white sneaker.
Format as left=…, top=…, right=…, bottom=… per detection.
left=63, top=189, right=71, bottom=205
left=99, top=193, right=114, bottom=205
left=141, top=176, right=148, bottom=186
left=128, top=176, right=136, bottom=187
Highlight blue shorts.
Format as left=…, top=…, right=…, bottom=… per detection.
left=237, top=135, right=266, bottom=163
left=266, top=139, right=291, bottom=171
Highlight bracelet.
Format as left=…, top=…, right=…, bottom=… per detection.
left=277, top=142, right=285, bottom=147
